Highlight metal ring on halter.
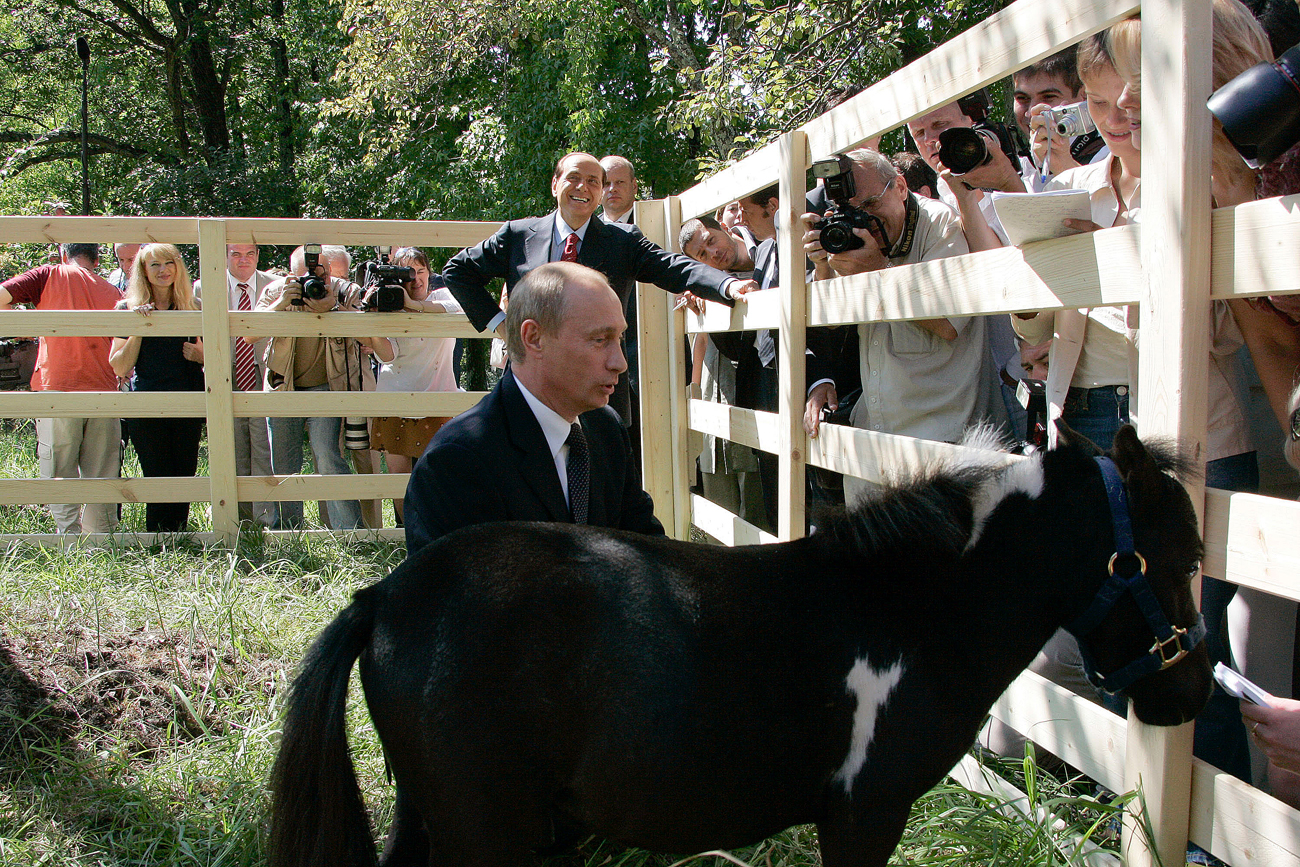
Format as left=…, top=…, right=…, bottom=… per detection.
left=1107, top=551, right=1147, bottom=576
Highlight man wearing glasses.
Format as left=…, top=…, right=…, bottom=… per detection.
left=800, top=148, right=989, bottom=504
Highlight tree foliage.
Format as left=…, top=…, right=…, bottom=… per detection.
left=0, top=0, right=1007, bottom=226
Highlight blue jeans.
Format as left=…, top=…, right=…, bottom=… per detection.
left=1062, top=385, right=1130, bottom=450
left=268, top=385, right=362, bottom=530
left=1192, top=451, right=1259, bottom=783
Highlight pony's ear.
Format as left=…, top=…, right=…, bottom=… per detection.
left=1112, top=424, right=1160, bottom=485
left=1053, top=420, right=1103, bottom=455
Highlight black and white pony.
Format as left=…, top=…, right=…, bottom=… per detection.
left=269, top=424, right=1212, bottom=867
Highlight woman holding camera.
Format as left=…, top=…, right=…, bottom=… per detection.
left=369, top=247, right=464, bottom=524
left=108, top=243, right=205, bottom=533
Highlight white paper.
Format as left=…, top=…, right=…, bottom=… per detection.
left=989, top=189, right=1093, bottom=247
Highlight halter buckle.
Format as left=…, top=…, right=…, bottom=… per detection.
left=1152, top=624, right=1191, bottom=669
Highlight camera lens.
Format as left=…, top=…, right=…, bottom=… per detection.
left=818, top=219, right=864, bottom=254
left=937, top=127, right=990, bottom=175
left=1208, top=43, right=1300, bottom=169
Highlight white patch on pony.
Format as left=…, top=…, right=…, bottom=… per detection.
left=965, top=456, right=1045, bottom=550
left=834, top=658, right=905, bottom=795
left=956, top=422, right=1011, bottom=461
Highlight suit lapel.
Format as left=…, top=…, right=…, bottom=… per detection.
left=525, top=214, right=553, bottom=270
left=501, top=372, right=572, bottom=522
left=576, top=215, right=611, bottom=275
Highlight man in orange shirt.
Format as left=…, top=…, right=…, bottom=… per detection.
left=0, top=243, right=123, bottom=534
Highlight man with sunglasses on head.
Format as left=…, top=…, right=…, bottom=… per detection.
left=800, top=148, right=992, bottom=504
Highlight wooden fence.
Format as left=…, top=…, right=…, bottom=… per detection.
left=3, top=0, right=1300, bottom=863
left=0, top=216, right=498, bottom=545
left=624, top=0, right=1300, bottom=865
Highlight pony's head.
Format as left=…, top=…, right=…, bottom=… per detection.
left=1052, top=423, right=1212, bottom=726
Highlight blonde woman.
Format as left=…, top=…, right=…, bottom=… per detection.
left=109, top=243, right=205, bottom=532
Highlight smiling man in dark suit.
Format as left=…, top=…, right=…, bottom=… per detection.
left=403, top=261, right=665, bottom=560
left=442, top=152, right=759, bottom=423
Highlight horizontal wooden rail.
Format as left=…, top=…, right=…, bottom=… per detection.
left=1202, top=490, right=1300, bottom=602
left=689, top=494, right=778, bottom=546
left=1189, top=758, right=1300, bottom=865
left=0, top=473, right=411, bottom=504
left=0, top=215, right=500, bottom=249
left=0, top=391, right=485, bottom=419
left=0, top=309, right=483, bottom=339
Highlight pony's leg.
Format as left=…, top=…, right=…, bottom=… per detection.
left=816, top=804, right=910, bottom=867
left=379, top=784, right=430, bottom=867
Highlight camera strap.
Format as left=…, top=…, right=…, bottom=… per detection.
left=1071, top=130, right=1105, bottom=165
left=885, top=192, right=921, bottom=260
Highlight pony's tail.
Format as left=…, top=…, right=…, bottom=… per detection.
left=269, top=589, right=379, bottom=867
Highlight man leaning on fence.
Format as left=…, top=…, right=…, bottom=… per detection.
left=0, top=243, right=123, bottom=534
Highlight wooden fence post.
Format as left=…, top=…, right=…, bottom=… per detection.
left=197, top=219, right=240, bottom=544
left=778, top=131, right=809, bottom=541
left=635, top=197, right=691, bottom=539
left=1124, top=1, right=1212, bottom=865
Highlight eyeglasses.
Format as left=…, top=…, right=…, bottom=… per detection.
left=857, top=177, right=896, bottom=211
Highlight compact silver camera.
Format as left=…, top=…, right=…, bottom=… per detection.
left=1045, top=102, right=1096, bottom=138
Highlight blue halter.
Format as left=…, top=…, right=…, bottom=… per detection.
left=1064, top=456, right=1207, bottom=694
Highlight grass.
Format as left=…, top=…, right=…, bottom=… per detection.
left=0, top=422, right=1133, bottom=866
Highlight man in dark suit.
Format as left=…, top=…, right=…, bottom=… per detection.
left=404, top=261, right=665, bottom=559
left=442, top=152, right=759, bottom=423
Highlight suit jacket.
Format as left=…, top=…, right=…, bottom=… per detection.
left=443, top=210, right=736, bottom=332
left=403, top=369, right=665, bottom=557
left=712, top=239, right=779, bottom=413
left=194, top=269, right=276, bottom=381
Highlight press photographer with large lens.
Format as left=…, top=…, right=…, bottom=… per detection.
left=369, top=246, right=464, bottom=525
left=256, top=245, right=396, bottom=530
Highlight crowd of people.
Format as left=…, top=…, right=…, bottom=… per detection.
left=5, top=0, right=1300, bottom=842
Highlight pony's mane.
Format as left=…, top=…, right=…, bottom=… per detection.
left=1138, top=436, right=1202, bottom=483
left=821, top=463, right=1003, bottom=562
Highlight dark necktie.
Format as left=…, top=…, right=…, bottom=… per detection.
left=561, top=232, right=580, bottom=262
left=234, top=283, right=260, bottom=391
left=566, top=422, right=589, bottom=524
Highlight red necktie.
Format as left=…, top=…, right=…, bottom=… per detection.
left=234, top=283, right=260, bottom=391
left=561, top=232, right=579, bottom=262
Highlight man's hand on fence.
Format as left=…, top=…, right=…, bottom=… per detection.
left=727, top=280, right=758, bottom=301
left=804, top=381, right=838, bottom=438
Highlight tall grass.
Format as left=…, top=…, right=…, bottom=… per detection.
left=0, top=422, right=1130, bottom=867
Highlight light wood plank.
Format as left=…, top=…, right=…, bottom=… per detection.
left=778, top=131, right=809, bottom=541
left=0, top=392, right=208, bottom=417
left=0, top=216, right=199, bottom=244
left=0, top=477, right=210, bottom=504
left=688, top=400, right=782, bottom=457
left=1188, top=758, right=1300, bottom=866
left=677, top=141, right=785, bottom=223
left=235, top=391, right=485, bottom=418
left=987, top=669, right=1129, bottom=794
left=690, top=494, right=779, bottom=546
left=1123, top=3, right=1213, bottom=865
left=1202, top=489, right=1300, bottom=602
left=229, top=310, right=482, bottom=338
left=636, top=197, right=687, bottom=539
left=198, top=219, right=240, bottom=543
left=234, top=473, right=408, bottom=501
left=806, top=424, right=1021, bottom=484
left=1210, top=194, right=1300, bottom=300
left=219, top=217, right=501, bottom=249
left=0, top=309, right=203, bottom=336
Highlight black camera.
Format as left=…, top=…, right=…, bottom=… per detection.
left=354, top=246, right=412, bottom=313
left=811, top=155, right=887, bottom=255
left=296, top=243, right=331, bottom=304
left=1208, top=43, right=1300, bottom=169
left=937, top=121, right=1020, bottom=176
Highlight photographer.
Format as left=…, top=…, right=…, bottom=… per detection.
left=799, top=149, right=995, bottom=505
left=369, top=247, right=463, bottom=526
left=257, top=244, right=395, bottom=531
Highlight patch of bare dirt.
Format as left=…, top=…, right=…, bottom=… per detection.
left=0, top=625, right=279, bottom=759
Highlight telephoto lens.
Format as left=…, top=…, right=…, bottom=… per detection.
left=1209, top=43, right=1300, bottom=169
left=344, top=417, right=370, bottom=450
left=936, top=127, right=990, bottom=175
